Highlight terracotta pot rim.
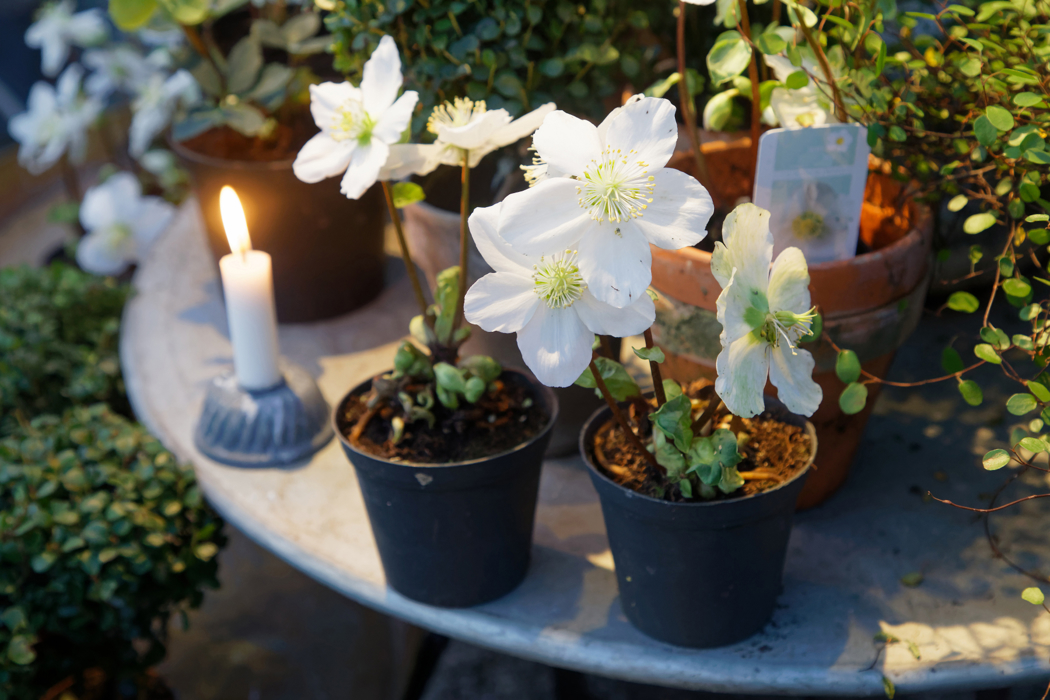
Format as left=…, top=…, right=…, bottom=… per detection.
left=169, top=134, right=297, bottom=171
left=334, top=368, right=560, bottom=469
left=657, top=201, right=931, bottom=274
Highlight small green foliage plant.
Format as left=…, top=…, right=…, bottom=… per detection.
left=326, top=0, right=674, bottom=126
left=0, top=404, right=225, bottom=699
left=0, top=264, right=130, bottom=435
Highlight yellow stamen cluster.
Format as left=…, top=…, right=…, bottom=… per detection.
left=533, top=250, right=586, bottom=309
left=428, top=97, right=487, bottom=135
left=331, top=98, right=375, bottom=145
left=575, top=146, right=655, bottom=224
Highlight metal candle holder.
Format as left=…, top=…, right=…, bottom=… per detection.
left=194, top=361, right=333, bottom=467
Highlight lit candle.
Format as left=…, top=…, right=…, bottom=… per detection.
left=218, top=186, right=282, bottom=391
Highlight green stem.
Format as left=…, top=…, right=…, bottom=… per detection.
left=676, top=1, right=710, bottom=186
left=380, top=181, right=430, bottom=318
left=797, top=19, right=848, bottom=122
left=452, top=151, right=470, bottom=341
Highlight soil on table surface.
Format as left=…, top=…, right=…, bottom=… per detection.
left=591, top=380, right=812, bottom=502
left=338, top=373, right=549, bottom=464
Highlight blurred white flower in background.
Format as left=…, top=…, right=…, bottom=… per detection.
left=25, top=0, right=108, bottom=77
left=8, top=63, right=103, bottom=174
left=129, top=70, right=200, bottom=157
left=764, top=54, right=840, bottom=130
left=76, top=172, right=176, bottom=276
left=83, top=45, right=155, bottom=98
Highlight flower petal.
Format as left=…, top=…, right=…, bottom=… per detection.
left=380, top=143, right=449, bottom=180
left=488, top=102, right=555, bottom=147
left=577, top=223, right=652, bottom=308
left=293, top=132, right=355, bottom=183
left=602, top=96, right=678, bottom=170
left=714, top=267, right=754, bottom=345
left=596, top=94, right=643, bottom=145
left=714, top=332, right=769, bottom=419
left=372, top=90, right=418, bottom=144
left=711, top=203, right=772, bottom=295
left=128, top=196, right=176, bottom=253
left=767, top=247, right=812, bottom=315
left=469, top=202, right=531, bottom=275
left=340, top=140, right=388, bottom=199
left=463, top=271, right=537, bottom=333
left=768, top=344, right=822, bottom=417
left=76, top=228, right=133, bottom=276
left=531, top=110, right=602, bottom=178
left=575, top=289, right=654, bottom=337
left=79, top=175, right=132, bottom=231
left=634, top=168, right=713, bottom=250
left=497, top=178, right=591, bottom=255
left=435, top=108, right=511, bottom=151
left=516, top=304, right=595, bottom=388
left=360, top=35, right=402, bottom=117
left=309, top=81, right=361, bottom=133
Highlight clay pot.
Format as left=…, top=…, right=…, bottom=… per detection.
left=172, top=139, right=387, bottom=324
left=655, top=138, right=933, bottom=510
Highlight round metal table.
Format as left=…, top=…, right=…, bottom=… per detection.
left=120, top=202, right=1050, bottom=696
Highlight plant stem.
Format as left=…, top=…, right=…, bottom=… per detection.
left=797, top=19, right=848, bottom=122
left=589, top=359, right=663, bottom=473
left=380, top=181, right=430, bottom=318
left=60, top=156, right=85, bottom=237
left=599, top=335, right=615, bottom=360
left=691, top=396, right=722, bottom=435
left=676, top=1, right=710, bottom=186
left=452, top=151, right=470, bottom=338
left=643, top=328, right=666, bottom=407
left=735, top=0, right=762, bottom=181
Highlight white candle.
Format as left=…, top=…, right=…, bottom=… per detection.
left=218, top=186, right=283, bottom=391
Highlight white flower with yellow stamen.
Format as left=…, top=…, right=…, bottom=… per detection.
left=497, top=96, right=714, bottom=309
left=293, top=35, right=418, bottom=199
left=463, top=202, right=655, bottom=387
left=381, top=97, right=555, bottom=178
left=711, top=203, right=823, bottom=418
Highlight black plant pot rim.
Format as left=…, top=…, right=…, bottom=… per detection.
left=169, top=134, right=297, bottom=171
left=335, top=368, right=559, bottom=469
left=580, top=399, right=818, bottom=510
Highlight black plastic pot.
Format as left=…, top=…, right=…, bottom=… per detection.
left=172, top=139, right=387, bottom=323
left=336, top=370, right=558, bottom=607
left=580, top=399, right=816, bottom=648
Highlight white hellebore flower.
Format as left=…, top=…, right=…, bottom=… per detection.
left=25, top=0, right=108, bottom=77
left=76, top=172, right=176, bottom=276
left=129, top=70, right=200, bottom=157
left=682, top=0, right=716, bottom=5
left=765, top=55, right=840, bottom=130
left=711, top=203, right=822, bottom=418
left=8, top=64, right=102, bottom=175
left=293, top=35, right=418, bottom=199
left=83, top=45, right=155, bottom=98
left=382, top=97, right=555, bottom=179
left=498, top=96, right=714, bottom=309
left=464, top=203, right=655, bottom=387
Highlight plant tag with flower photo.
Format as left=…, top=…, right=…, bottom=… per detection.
left=752, top=123, right=870, bottom=263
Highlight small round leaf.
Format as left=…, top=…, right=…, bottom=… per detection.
left=985, top=105, right=1015, bottom=131
left=839, top=382, right=868, bottom=415
left=947, top=291, right=980, bottom=313
left=1006, top=393, right=1038, bottom=415
left=1022, top=587, right=1046, bottom=605
left=958, top=380, right=983, bottom=406
left=982, top=448, right=1011, bottom=470
left=835, top=350, right=862, bottom=384
left=973, top=343, right=1002, bottom=364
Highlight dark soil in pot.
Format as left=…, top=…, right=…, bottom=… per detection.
left=581, top=386, right=815, bottom=648
left=172, top=118, right=387, bottom=324
left=335, top=370, right=557, bottom=607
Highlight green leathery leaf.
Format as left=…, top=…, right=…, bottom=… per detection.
left=718, top=466, right=745, bottom=494
left=633, top=346, right=666, bottom=363
left=464, top=376, right=486, bottom=403
left=835, top=350, right=861, bottom=384
left=650, top=429, right=687, bottom=478
left=662, top=379, right=683, bottom=401
left=574, top=357, right=640, bottom=402
left=650, top=394, right=694, bottom=452
left=982, top=449, right=1011, bottom=470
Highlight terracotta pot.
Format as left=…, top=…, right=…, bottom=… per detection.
left=172, top=139, right=387, bottom=324
left=655, top=138, right=933, bottom=510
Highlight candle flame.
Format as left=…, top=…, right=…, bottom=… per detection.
left=220, top=186, right=252, bottom=256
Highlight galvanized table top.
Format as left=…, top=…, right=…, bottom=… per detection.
left=121, top=202, right=1050, bottom=696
